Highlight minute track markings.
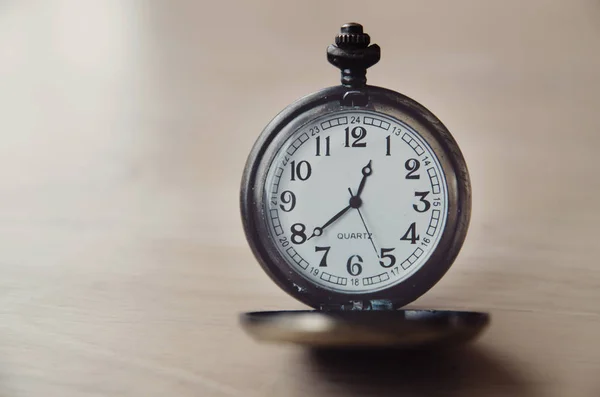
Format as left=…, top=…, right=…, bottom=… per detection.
left=264, top=109, right=449, bottom=293
left=320, top=116, right=348, bottom=131
left=363, top=272, right=390, bottom=286
left=401, top=132, right=425, bottom=156
left=362, top=116, right=390, bottom=131
left=427, top=167, right=442, bottom=194
left=286, top=133, right=310, bottom=156
left=400, top=247, right=425, bottom=270
left=320, top=271, right=347, bottom=286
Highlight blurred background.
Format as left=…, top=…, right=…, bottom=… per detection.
left=0, top=1, right=599, bottom=396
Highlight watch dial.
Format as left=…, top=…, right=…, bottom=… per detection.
left=264, top=110, right=449, bottom=293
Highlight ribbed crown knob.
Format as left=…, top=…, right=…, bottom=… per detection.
left=327, top=23, right=381, bottom=88
left=335, top=23, right=371, bottom=48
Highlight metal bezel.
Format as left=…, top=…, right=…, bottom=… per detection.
left=240, top=85, right=471, bottom=310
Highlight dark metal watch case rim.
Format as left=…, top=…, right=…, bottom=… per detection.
left=240, top=84, right=472, bottom=311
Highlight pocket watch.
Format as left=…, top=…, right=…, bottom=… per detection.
left=239, top=23, right=489, bottom=348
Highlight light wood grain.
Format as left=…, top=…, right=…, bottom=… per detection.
left=0, top=1, right=599, bottom=396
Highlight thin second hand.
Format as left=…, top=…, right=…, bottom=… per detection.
left=357, top=208, right=379, bottom=258
left=348, top=188, right=380, bottom=258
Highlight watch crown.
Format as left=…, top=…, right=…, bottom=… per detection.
left=335, top=23, right=370, bottom=48
left=327, top=22, right=381, bottom=88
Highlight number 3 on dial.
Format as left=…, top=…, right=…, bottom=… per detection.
left=413, top=191, right=431, bottom=213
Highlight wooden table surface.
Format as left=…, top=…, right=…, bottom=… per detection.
left=1, top=1, right=599, bottom=396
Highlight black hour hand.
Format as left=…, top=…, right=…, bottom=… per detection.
left=355, top=160, right=372, bottom=198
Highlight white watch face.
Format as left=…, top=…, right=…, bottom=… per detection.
left=263, top=110, right=448, bottom=294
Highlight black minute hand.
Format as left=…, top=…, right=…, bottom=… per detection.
left=308, top=204, right=352, bottom=240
